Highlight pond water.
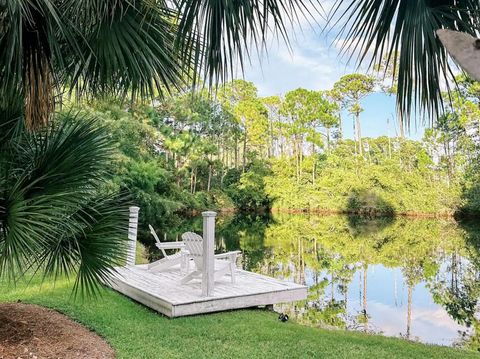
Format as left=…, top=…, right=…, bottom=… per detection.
left=141, top=213, right=480, bottom=349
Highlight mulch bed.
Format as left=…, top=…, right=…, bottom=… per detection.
left=0, top=303, right=115, bottom=359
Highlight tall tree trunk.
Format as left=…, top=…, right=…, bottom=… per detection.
left=242, top=130, right=247, bottom=172
left=353, top=117, right=357, bottom=156
left=443, top=141, right=451, bottom=186
left=312, top=143, right=316, bottom=185
left=407, top=284, right=412, bottom=339
left=293, top=135, right=300, bottom=183
left=363, top=265, right=368, bottom=332
left=269, top=117, right=274, bottom=157
left=326, top=127, right=331, bottom=151
left=451, top=252, right=458, bottom=293
left=280, top=129, right=285, bottom=156
left=344, top=279, right=348, bottom=323
left=356, top=112, right=363, bottom=156
left=338, top=113, right=343, bottom=140
left=234, top=137, right=238, bottom=169
left=23, top=3, right=55, bottom=131
left=398, top=115, right=405, bottom=138
left=190, top=168, right=195, bottom=193
left=207, top=163, right=212, bottom=192
left=299, top=138, right=303, bottom=179
left=192, top=168, right=197, bottom=194
left=331, top=273, right=334, bottom=302
left=220, top=144, right=224, bottom=167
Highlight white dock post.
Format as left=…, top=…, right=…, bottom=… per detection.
left=126, top=206, right=140, bottom=267
left=202, top=211, right=217, bottom=297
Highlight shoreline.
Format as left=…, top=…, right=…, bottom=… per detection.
left=269, top=207, right=455, bottom=219
left=188, top=206, right=480, bottom=220
left=206, top=207, right=480, bottom=220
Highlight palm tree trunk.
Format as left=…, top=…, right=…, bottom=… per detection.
left=23, top=4, right=54, bottom=131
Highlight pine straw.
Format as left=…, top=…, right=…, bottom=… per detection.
left=0, top=303, right=114, bottom=359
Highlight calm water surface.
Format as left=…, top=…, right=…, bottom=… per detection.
left=142, top=213, right=480, bottom=349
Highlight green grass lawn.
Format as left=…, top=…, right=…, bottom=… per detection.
left=0, top=276, right=478, bottom=359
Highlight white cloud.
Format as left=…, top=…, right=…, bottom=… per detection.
left=243, top=28, right=357, bottom=96
left=361, top=300, right=467, bottom=346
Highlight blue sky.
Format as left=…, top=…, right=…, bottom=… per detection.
left=239, top=14, right=429, bottom=141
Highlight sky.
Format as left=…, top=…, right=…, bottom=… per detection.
left=239, top=11, right=429, bottom=141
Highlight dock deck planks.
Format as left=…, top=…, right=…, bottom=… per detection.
left=106, top=263, right=307, bottom=317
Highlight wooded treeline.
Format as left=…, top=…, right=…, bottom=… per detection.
left=71, top=74, right=480, bottom=241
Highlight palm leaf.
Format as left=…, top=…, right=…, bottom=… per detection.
left=331, top=0, right=480, bottom=124
left=0, top=112, right=130, bottom=295
left=66, top=1, right=185, bottom=100
left=174, top=0, right=324, bottom=85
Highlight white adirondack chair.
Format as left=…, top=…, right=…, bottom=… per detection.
left=180, top=232, right=241, bottom=285
left=147, top=225, right=189, bottom=272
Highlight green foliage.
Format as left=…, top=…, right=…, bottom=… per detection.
left=227, top=160, right=272, bottom=211
left=0, top=112, right=129, bottom=295
left=72, top=98, right=227, bottom=244
left=0, top=0, right=314, bottom=129
left=70, top=75, right=480, bottom=219
left=64, top=74, right=480, bottom=220
left=265, top=138, right=456, bottom=215
left=333, top=74, right=376, bottom=107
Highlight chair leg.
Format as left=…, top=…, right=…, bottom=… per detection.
left=180, top=253, right=189, bottom=273
left=180, top=255, right=185, bottom=272
left=181, top=270, right=200, bottom=284
left=230, top=262, right=236, bottom=284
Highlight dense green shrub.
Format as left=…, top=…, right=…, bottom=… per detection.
left=227, top=160, right=272, bottom=211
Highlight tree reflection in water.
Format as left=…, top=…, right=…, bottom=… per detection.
left=142, top=212, right=480, bottom=349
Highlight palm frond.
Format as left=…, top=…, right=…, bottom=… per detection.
left=1, top=0, right=326, bottom=128
left=0, top=112, right=130, bottom=294
left=175, top=0, right=324, bottom=85
left=331, top=0, right=480, bottom=124
left=66, top=1, right=185, bottom=100
left=0, top=1, right=184, bottom=128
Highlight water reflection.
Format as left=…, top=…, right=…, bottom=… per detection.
left=142, top=213, right=480, bottom=348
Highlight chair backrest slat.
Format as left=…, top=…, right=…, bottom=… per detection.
left=149, top=224, right=167, bottom=257
left=182, top=232, right=204, bottom=270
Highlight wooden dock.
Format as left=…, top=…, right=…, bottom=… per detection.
left=106, top=207, right=307, bottom=317
left=106, top=263, right=307, bottom=317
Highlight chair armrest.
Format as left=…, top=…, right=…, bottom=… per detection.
left=214, top=251, right=241, bottom=260
left=155, top=242, right=186, bottom=250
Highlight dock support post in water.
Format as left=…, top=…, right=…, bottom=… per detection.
left=127, top=206, right=140, bottom=266
left=202, top=211, right=217, bottom=297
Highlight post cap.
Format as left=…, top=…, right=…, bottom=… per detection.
left=201, top=211, right=217, bottom=217
left=129, top=206, right=140, bottom=213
